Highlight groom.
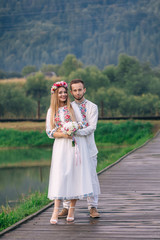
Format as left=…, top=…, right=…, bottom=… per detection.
left=58, top=79, right=100, bottom=218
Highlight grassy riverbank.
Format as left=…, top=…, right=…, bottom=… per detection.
left=0, top=121, right=153, bottom=169
left=0, top=129, right=53, bottom=148
left=96, top=121, right=153, bottom=171
left=0, top=191, right=51, bottom=232
left=0, top=120, right=154, bottom=231
left=0, top=120, right=153, bottom=148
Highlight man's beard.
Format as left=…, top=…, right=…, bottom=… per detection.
left=74, top=95, right=84, bottom=101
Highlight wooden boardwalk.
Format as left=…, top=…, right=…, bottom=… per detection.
left=1, top=133, right=160, bottom=239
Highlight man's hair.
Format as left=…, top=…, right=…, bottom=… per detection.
left=70, top=79, right=85, bottom=90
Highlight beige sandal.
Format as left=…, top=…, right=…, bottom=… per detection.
left=50, top=207, right=59, bottom=224
left=66, top=207, right=75, bottom=222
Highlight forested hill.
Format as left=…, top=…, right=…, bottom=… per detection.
left=0, top=0, right=160, bottom=72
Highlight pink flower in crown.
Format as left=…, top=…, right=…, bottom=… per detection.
left=51, top=81, right=68, bottom=94
left=51, top=85, right=57, bottom=93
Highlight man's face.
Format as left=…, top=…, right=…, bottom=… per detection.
left=70, top=83, right=86, bottom=101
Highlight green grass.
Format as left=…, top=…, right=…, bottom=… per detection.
left=96, top=135, right=151, bottom=172
left=0, top=129, right=53, bottom=147
left=95, top=121, right=152, bottom=144
left=0, top=191, right=51, bottom=232
left=95, top=121, right=153, bottom=172
left=0, top=120, right=153, bottom=148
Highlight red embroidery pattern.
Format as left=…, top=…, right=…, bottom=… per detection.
left=55, top=106, right=72, bottom=127
left=78, top=101, right=89, bottom=127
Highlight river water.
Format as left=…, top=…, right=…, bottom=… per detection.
left=0, top=147, right=52, bottom=207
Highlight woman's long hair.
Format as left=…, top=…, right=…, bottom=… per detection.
left=50, top=87, right=76, bottom=129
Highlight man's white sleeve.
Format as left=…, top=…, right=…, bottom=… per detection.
left=75, top=104, right=98, bottom=136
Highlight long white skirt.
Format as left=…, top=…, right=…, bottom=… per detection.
left=48, top=136, right=93, bottom=200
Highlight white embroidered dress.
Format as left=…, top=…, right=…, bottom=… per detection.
left=46, top=106, right=93, bottom=200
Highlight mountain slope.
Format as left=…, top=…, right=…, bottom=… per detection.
left=0, top=0, right=160, bottom=71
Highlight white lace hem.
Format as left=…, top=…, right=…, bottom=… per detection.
left=48, top=192, right=93, bottom=200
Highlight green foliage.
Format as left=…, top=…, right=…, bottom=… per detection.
left=96, top=133, right=151, bottom=172
left=149, top=77, right=160, bottom=97
left=1, top=53, right=160, bottom=118
left=0, top=84, right=36, bottom=118
left=25, top=72, right=47, bottom=100
left=59, top=54, right=83, bottom=77
left=105, top=87, right=125, bottom=116
left=22, top=65, right=37, bottom=77
left=0, top=121, right=152, bottom=148
left=69, top=65, right=110, bottom=89
left=0, top=129, right=53, bottom=147
left=0, top=191, right=51, bottom=231
left=119, top=94, right=160, bottom=116
left=116, top=54, right=141, bottom=83
left=102, top=65, right=116, bottom=84
left=95, top=121, right=152, bottom=144
left=0, top=70, right=22, bottom=79
left=0, top=1, right=160, bottom=71
left=40, top=64, right=60, bottom=75
left=0, top=70, right=7, bottom=79
left=25, top=72, right=48, bottom=118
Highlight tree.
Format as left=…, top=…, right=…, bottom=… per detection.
left=106, top=87, right=125, bottom=116
left=0, top=69, right=7, bottom=79
left=115, top=54, right=141, bottom=86
left=25, top=72, right=48, bottom=119
left=102, top=65, right=116, bottom=84
left=140, top=94, right=159, bottom=116
left=22, top=65, right=37, bottom=77
left=95, top=87, right=108, bottom=117
left=69, top=65, right=109, bottom=89
left=59, top=54, right=83, bottom=77
left=125, top=72, right=151, bottom=96
left=40, top=64, right=60, bottom=76
left=148, top=77, right=160, bottom=97
left=0, top=84, right=36, bottom=118
left=119, top=95, right=142, bottom=116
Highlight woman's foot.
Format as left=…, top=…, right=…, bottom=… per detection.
left=66, top=207, right=75, bottom=222
left=50, top=207, right=59, bottom=224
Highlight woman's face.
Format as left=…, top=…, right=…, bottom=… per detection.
left=58, top=87, right=68, bottom=103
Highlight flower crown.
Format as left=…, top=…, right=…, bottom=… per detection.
left=51, top=81, right=68, bottom=94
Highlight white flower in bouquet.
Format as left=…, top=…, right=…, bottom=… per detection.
left=62, top=122, right=78, bottom=136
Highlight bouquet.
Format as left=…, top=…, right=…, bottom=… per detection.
left=61, top=122, right=78, bottom=146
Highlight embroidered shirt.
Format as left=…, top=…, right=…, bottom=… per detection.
left=76, top=99, right=89, bottom=128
